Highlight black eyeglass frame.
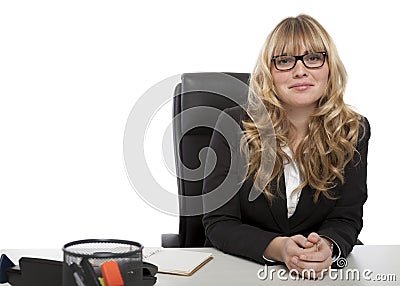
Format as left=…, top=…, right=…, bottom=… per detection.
left=272, top=52, right=328, bottom=71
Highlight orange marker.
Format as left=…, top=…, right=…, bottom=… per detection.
left=100, top=260, right=124, bottom=286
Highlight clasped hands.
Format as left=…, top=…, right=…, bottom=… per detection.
left=265, top=232, right=333, bottom=279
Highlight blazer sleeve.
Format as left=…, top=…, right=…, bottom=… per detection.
left=202, top=108, right=280, bottom=265
left=318, top=117, right=371, bottom=257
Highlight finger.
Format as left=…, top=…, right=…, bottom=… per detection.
left=298, top=246, right=319, bottom=254
left=288, top=264, right=318, bottom=279
left=286, top=260, right=303, bottom=277
left=288, top=259, right=328, bottom=280
left=300, top=239, right=332, bottom=261
left=292, top=235, right=314, bottom=248
left=299, top=251, right=327, bottom=262
left=292, top=256, right=331, bottom=273
left=287, top=260, right=316, bottom=280
left=288, top=260, right=329, bottom=280
left=307, top=232, right=321, bottom=244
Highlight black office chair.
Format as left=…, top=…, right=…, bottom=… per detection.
left=161, top=72, right=250, bottom=248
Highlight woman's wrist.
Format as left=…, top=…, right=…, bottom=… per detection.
left=321, top=237, right=333, bottom=254
left=320, top=235, right=341, bottom=262
left=263, top=236, right=287, bottom=262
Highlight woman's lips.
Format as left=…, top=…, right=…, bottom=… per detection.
left=289, top=83, right=314, bottom=91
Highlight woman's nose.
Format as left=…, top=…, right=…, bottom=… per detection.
left=292, top=59, right=308, bottom=77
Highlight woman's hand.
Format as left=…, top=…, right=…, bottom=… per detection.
left=264, top=232, right=333, bottom=279
left=286, top=232, right=333, bottom=279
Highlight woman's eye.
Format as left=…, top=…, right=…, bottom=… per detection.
left=307, top=54, right=322, bottom=62
left=277, top=57, right=294, bottom=65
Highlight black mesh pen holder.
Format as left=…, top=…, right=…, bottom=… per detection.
left=63, top=239, right=143, bottom=286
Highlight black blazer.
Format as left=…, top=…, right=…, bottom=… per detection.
left=202, top=106, right=370, bottom=265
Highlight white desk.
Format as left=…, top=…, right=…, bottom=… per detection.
left=2, top=246, right=400, bottom=285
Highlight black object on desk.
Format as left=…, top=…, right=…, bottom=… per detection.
left=5, top=256, right=63, bottom=286
left=79, top=258, right=101, bottom=286
left=1, top=253, right=157, bottom=286
left=0, top=254, right=15, bottom=283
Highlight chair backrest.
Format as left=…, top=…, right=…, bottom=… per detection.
left=173, top=72, right=250, bottom=247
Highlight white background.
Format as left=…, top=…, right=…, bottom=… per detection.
left=1, top=0, right=399, bottom=249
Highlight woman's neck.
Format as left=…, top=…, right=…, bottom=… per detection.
left=284, top=104, right=315, bottom=153
left=286, top=106, right=313, bottom=133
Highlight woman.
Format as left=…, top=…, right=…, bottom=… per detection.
left=202, top=14, right=370, bottom=279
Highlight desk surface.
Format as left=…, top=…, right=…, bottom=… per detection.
left=2, top=245, right=399, bottom=285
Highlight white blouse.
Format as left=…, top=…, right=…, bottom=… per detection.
left=282, top=146, right=302, bottom=218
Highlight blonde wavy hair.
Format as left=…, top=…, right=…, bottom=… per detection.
left=241, top=14, right=362, bottom=202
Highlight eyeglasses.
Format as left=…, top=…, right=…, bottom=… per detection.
left=272, top=52, right=327, bottom=71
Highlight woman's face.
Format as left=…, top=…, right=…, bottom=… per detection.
left=271, top=49, right=329, bottom=111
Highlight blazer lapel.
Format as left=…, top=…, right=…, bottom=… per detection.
left=289, top=184, right=318, bottom=228
left=267, top=177, right=290, bottom=234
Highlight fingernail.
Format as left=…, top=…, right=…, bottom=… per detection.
left=292, top=257, right=298, bottom=264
